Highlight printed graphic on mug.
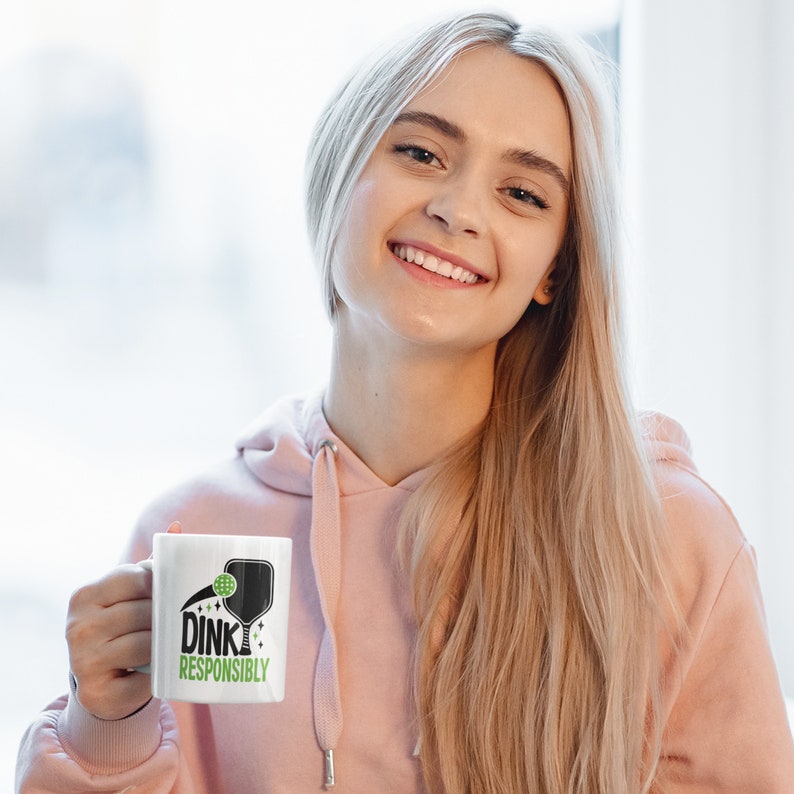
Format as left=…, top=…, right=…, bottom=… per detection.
left=179, top=558, right=274, bottom=684
left=149, top=533, right=291, bottom=704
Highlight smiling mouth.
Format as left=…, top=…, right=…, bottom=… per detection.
left=391, top=244, right=483, bottom=284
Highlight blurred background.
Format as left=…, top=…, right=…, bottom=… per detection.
left=3, top=0, right=793, bottom=782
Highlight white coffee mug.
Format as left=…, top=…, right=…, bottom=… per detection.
left=139, top=532, right=292, bottom=704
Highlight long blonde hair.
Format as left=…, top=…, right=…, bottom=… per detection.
left=306, top=12, right=674, bottom=792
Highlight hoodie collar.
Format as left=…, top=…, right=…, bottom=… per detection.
left=236, top=391, right=427, bottom=497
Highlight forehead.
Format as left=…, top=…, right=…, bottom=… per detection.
left=401, top=45, right=572, bottom=175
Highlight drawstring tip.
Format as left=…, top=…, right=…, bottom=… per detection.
left=324, top=748, right=336, bottom=788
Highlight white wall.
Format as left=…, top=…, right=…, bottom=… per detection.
left=622, top=0, right=794, bottom=693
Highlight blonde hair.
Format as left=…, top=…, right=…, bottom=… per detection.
left=306, top=12, right=674, bottom=792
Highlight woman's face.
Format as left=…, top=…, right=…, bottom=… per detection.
left=332, top=45, right=572, bottom=359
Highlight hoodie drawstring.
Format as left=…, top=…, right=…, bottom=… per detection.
left=310, top=439, right=343, bottom=788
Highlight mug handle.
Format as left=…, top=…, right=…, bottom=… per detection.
left=133, top=558, right=154, bottom=674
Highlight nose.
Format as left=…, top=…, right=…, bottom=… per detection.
left=424, top=169, right=486, bottom=236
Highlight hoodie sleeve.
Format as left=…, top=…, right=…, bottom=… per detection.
left=642, top=413, right=794, bottom=791
left=16, top=684, right=185, bottom=793
left=655, top=541, right=794, bottom=791
left=15, top=497, right=196, bottom=793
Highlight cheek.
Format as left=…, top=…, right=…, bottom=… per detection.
left=503, top=209, right=569, bottom=287
left=330, top=178, right=383, bottom=302
left=502, top=238, right=558, bottom=289
left=337, top=177, right=382, bottom=257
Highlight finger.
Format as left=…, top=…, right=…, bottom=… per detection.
left=70, top=622, right=152, bottom=679
left=98, top=596, right=153, bottom=641
left=138, top=523, right=180, bottom=569
left=105, top=628, right=153, bottom=671
left=68, top=568, right=151, bottom=615
left=66, top=583, right=152, bottom=665
left=66, top=608, right=152, bottom=672
left=67, top=595, right=151, bottom=656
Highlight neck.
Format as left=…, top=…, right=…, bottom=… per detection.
left=323, top=318, right=495, bottom=486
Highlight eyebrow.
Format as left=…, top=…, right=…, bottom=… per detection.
left=503, top=148, right=570, bottom=195
left=393, top=110, right=465, bottom=141
left=392, top=110, right=570, bottom=195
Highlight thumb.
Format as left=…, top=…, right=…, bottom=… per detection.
left=166, top=521, right=182, bottom=534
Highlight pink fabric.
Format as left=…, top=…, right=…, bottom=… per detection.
left=310, top=440, right=344, bottom=787
left=16, top=394, right=794, bottom=792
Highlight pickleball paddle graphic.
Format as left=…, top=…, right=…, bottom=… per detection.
left=181, top=558, right=274, bottom=655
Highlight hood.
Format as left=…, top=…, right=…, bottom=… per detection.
left=236, top=391, right=422, bottom=498
left=235, top=392, right=321, bottom=497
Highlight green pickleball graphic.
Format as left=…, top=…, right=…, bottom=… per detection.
left=212, top=572, right=237, bottom=597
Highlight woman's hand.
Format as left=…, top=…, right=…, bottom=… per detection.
left=66, top=562, right=155, bottom=720
left=65, top=521, right=181, bottom=721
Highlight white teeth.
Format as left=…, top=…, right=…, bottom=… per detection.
left=394, top=244, right=479, bottom=284
left=423, top=254, right=439, bottom=273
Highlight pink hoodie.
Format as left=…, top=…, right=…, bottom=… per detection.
left=16, top=393, right=794, bottom=792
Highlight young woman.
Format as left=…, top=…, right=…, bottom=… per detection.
left=17, top=11, right=794, bottom=793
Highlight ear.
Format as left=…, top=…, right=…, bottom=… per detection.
left=532, top=261, right=557, bottom=306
